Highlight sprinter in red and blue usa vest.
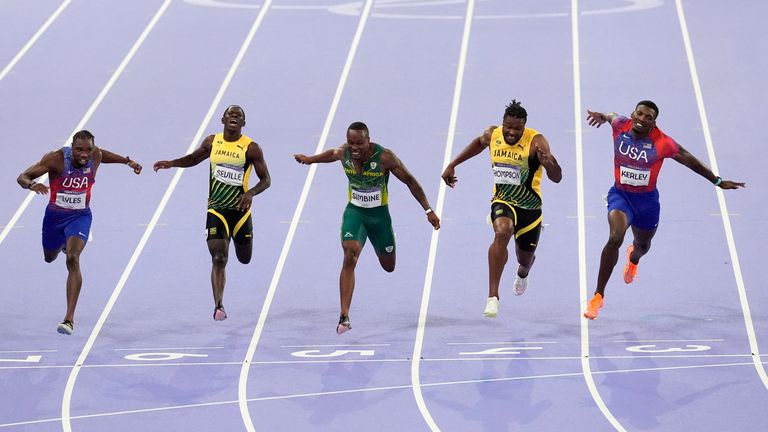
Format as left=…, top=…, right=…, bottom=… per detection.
left=17, top=129, right=142, bottom=334
left=583, top=101, right=745, bottom=320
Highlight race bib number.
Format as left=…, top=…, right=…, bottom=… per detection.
left=351, top=187, right=382, bottom=208
left=493, top=163, right=521, bottom=185
left=55, top=191, right=87, bottom=209
left=619, top=165, right=650, bottom=186
left=213, top=164, right=245, bottom=186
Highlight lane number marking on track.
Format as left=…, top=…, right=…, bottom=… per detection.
left=625, top=344, right=712, bottom=354
left=459, top=346, right=544, bottom=356
left=123, top=352, right=209, bottom=361
left=291, top=349, right=375, bottom=358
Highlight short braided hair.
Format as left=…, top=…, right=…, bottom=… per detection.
left=504, top=99, right=527, bottom=120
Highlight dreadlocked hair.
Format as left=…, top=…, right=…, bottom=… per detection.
left=504, top=99, right=527, bottom=120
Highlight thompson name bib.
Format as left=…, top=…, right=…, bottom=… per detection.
left=493, top=163, right=521, bottom=185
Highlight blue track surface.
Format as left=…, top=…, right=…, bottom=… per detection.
left=1, top=1, right=765, bottom=431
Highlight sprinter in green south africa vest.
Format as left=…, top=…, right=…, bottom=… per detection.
left=154, top=105, right=271, bottom=322
left=343, top=142, right=389, bottom=208
left=441, top=100, right=562, bottom=318
left=294, top=121, right=440, bottom=335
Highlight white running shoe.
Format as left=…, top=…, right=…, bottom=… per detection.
left=484, top=296, right=499, bottom=318
left=57, top=320, right=73, bottom=335
left=514, top=275, right=528, bottom=296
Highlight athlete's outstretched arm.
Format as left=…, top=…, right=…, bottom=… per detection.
left=532, top=134, right=562, bottom=183
left=98, top=148, right=142, bottom=174
left=383, top=150, right=440, bottom=230
left=153, top=135, right=214, bottom=171
left=293, top=146, right=343, bottom=165
left=17, top=150, right=60, bottom=194
left=586, top=110, right=618, bottom=128
left=673, top=145, right=746, bottom=190
left=441, top=126, right=495, bottom=188
left=236, top=142, right=272, bottom=212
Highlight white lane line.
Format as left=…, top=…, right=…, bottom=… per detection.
left=614, top=339, right=724, bottom=343
left=410, top=1, right=475, bottom=431
left=236, top=1, right=373, bottom=431
left=674, top=0, right=768, bottom=391
left=6, top=358, right=765, bottom=430
left=0, top=0, right=159, bottom=248
left=571, top=0, right=626, bottom=430
left=59, top=0, right=269, bottom=430
left=5, top=352, right=766, bottom=371
left=0, top=0, right=72, bottom=82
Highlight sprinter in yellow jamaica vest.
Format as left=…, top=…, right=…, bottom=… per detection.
left=441, top=100, right=562, bottom=318
left=154, top=105, right=271, bottom=321
left=294, top=122, right=440, bottom=334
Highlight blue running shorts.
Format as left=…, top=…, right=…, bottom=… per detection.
left=41, top=207, right=92, bottom=251
left=606, top=185, right=660, bottom=230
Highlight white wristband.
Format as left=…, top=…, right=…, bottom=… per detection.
left=425, top=208, right=433, bottom=215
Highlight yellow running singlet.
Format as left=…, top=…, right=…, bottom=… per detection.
left=489, top=127, right=543, bottom=210
left=208, top=133, right=252, bottom=210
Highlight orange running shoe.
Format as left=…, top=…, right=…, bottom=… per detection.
left=583, top=293, right=604, bottom=320
left=623, top=244, right=638, bottom=284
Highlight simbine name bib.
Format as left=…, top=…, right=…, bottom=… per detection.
left=350, top=186, right=382, bottom=208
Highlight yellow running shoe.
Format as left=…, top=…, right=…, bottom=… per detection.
left=623, top=244, right=638, bottom=284
left=484, top=296, right=499, bottom=318
left=583, top=293, right=604, bottom=320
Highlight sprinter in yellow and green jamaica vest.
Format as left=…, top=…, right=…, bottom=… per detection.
left=441, top=99, right=562, bottom=318
left=153, top=105, right=271, bottom=322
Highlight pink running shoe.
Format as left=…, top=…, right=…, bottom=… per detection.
left=336, top=315, right=351, bottom=334
left=213, top=306, right=227, bottom=321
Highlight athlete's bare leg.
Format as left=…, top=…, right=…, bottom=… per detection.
left=208, top=238, right=229, bottom=307
left=340, top=240, right=363, bottom=316
left=515, top=245, right=535, bottom=278
left=234, top=240, right=252, bottom=264
left=488, top=217, right=513, bottom=299
left=595, top=209, right=630, bottom=297
left=62, top=236, right=86, bottom=323
left=629, top=225, right=656, bottom=264
left=377, top=254, right=395, bottom=273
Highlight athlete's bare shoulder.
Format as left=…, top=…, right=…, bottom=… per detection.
left=480, top=125, right=498, bottom=147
